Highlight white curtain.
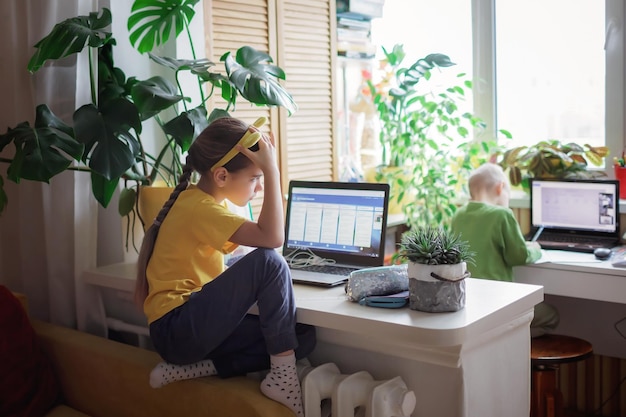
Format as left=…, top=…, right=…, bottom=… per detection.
left=0, top=0, right=107, bottom=335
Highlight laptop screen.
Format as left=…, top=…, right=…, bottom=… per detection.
left=530, top=178, right=620, bottom=236
left=283, top=181, right=390, bottom=267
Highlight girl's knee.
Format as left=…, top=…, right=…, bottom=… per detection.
left=250, top=247, right=288, bottom=268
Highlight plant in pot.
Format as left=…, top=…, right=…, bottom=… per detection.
left=398, top=226, right=474, bottom=312
left=366, top=44, right=504, bottom=230
left=0, top=1, right=296, bottom=250
left=498, top=140, right=609, bottom=192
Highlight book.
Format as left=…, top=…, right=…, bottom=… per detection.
left=337, top=27, right=371, bottom=42
left=337, top=49, right=376, bottom=60
left=338, top=17, right=372, bottom=31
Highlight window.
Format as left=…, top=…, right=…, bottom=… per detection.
left=371, top=0, right=473, bottom=116
left=494, top=0, right=605, bottom=148
left=371, top=1, right=473, bottom=79
left=371, top=0, right=624, bottom=166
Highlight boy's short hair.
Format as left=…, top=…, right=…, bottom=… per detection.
left=468, top=163, right=507, bottom=198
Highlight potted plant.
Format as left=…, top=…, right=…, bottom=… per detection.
left=398, top=226, right=474, bottom=312
left=498, top=140, right=609, bottom=192
left=365, top=44, right=503, bottom=229
left=0, top=1, right=296, bottom=249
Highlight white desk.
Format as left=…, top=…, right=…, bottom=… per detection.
left=84, top=262, right=542, bottom=417
left=514, top=250, right=626, bottom=358
left=514, top=250, right=626, bottom=304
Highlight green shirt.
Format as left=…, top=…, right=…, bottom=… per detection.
left=451, top=201, right=541, bottom=282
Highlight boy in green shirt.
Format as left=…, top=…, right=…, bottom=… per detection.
left=452, top=163, right=559, bottom=337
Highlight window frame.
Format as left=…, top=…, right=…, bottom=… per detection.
left=471, top=0, right=624, bottom=172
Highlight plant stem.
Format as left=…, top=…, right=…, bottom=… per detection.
left=183, top=17, right=206, bottom=105
left=135, top=131, right=151, bottom=185
left=64, top=166, right=93, bottom=173
left=394, top=98, right=405, bottom=167
left=175, top=72, right=189, bottom=113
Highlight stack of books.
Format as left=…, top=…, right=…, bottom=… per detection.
left=336, top=0, right=385, bottom=58
left=337, top=17, right=376, bottom=59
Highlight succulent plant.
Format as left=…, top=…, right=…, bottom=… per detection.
left=399, top=226, right=474, bottom=265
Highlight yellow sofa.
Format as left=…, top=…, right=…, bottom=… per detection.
left=15, top=293, right=294, bottom=417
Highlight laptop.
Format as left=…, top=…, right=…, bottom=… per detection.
left=528, top=178, right=621, bottom=253
left=283, top=180, right=390, bottom=286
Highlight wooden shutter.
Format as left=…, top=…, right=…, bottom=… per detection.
left=204, top=0, right=336, bottom=215
left=275, top=0, right=336, bottom=189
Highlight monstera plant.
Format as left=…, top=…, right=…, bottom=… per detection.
left=0, top=0, right=296, bottom=246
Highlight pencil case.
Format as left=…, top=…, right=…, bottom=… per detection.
left=345, top=264, right=409, bottom=302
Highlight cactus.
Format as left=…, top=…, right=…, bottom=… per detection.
left=399, top=226, right=474, bottom=265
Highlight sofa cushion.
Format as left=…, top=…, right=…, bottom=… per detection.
left=32, top=319, right=294, bottom=417
left=0, top=285, right=61, bottom=416
left=45, top=405, right=90, bottom=417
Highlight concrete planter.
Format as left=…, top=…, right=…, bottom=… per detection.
left=407, top=262, right=467, bottom=312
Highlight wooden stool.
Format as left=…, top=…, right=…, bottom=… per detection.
left=530, top=334, right=593, bottom=417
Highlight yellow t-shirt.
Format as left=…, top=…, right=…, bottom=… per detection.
left=144, top=187, right=247, bottom=324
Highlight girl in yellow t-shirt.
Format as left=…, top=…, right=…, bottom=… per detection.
left=134, top=117, right=315, bottom=417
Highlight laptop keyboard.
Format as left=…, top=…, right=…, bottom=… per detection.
left=539, top=233, right=601, bottom=244
left=293, top=264, right=358, bottom=276
left=537, top=233, right=617, bottom=253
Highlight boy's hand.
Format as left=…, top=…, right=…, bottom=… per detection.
left=526, top=241, right=541, bottom=250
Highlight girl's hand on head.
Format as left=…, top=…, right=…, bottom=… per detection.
left=238, top=131, right=278, bottom=173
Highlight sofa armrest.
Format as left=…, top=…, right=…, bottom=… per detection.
left=32, top=320, right=293, bottom=417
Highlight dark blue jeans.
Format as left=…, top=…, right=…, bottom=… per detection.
left=149, top=248, right=316, bottom=377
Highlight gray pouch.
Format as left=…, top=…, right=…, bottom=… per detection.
left=345, top=264, right=409, bottom=302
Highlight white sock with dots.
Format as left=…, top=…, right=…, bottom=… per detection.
left=149, top=359, right=218, bottom=388
left=260, top=354, right=304, bottom=416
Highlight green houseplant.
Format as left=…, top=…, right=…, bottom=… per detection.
left=0, top=0, right=296, bottom=247
left=498, top=140, right=609, bottom=191
left=366, top=44, right=503, bottom=230
left=398, top=226, right=474, bottom=312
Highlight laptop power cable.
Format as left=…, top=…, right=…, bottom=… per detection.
left=284, top=248, right=336, bottom=269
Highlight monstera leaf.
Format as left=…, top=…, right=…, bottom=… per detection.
left=28, top=8, right=113, bottom=72
left=131, top=76, right=184, bottom=120
left=128, top=0, right=200, bottom=53
left=399, top=53, right=455, bottom=90
left=148, top=54, right=215, bottom=73
left=73, top=99, right=141, bottom=181
left=0, top=105, right=83, bottom=183
left=223, top=46, right=298, bottom=115
left=162, top=106, right=209, bottom=153
left=90, top=171, right=120, bottom=208
left=148, top=53, right=229, bottom=105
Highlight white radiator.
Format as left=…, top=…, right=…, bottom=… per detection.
left=302, top=363, right=416, bottom=417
